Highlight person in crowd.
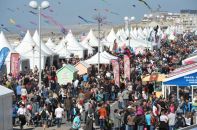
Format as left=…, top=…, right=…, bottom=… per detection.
left=17, top=104, right=27, bottom=130
left=98, top=103, right=107, bottom=130
left=168, top=109, right=176, bottom=130
left=55, top=103, right=64, bottom=128
left=71, top=111, right=81, bottom=130
left=159, top=110, right=168, bottom=130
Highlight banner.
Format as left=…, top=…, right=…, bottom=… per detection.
left=10, top=53, right=20, bottom=77
left=0, top=47, right=10, bottom=70
left=124, top=55, right=130, bottom=81
left=111, top=60, right=120, bottom=87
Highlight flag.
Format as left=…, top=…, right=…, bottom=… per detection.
left=111, top=60, right=120, bottom=86
left=10, top=53, right=20, bottom=77
left=0, top=47, right=10, bottom=70
left=124, top=55, right=130, bottom=81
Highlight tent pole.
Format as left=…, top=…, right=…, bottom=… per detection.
left=192, top=85, right=194, bottom=102
left=177, top=86, right=179, bottom=100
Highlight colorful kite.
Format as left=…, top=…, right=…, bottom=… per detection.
left=30, top=21, right=37, bottom=26
left=78, top=16, right=94, bottom=23
left=138, top=0, right=151, bottom=10
left=9, top=18, right=16, bottom=25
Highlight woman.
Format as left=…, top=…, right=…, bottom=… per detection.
left=113, top=109, right=122, bottom=130
left=159, top=110, right=168, bottom=130
left=17, top=104, right=27, bottom=130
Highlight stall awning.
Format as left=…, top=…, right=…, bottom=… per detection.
left=163, top=63, right=197, bottom=86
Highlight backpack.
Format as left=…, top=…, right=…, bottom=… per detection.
left=41, top=110, right=47, bottom=119
left=175, top=116, right=186, bottom=128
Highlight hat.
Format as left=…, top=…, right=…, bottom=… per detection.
left=127, top=105, right=132, bottom=109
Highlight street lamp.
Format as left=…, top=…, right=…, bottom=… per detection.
left=29, top=1, right=49, bottom=89
left=124, top=16, right=135, bottom=48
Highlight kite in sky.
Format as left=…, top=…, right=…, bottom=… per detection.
left=7, top=8, right=14, bottom=13
left=9, top=18, right=16, bottom=25
left=1, top=24, right=11, bottom=33
left=132, top=4, right=136, bottom=7
left=138, top=0, right=151, bottom=10
left=29, top=11, right=37, bottom=15
left=78, top=16, right=95, bottom=24
left=30, top=21, right=37, bottom=26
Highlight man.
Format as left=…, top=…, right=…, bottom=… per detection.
left=40, top=105, right=50, bottom=130
left=55, top=104, right=64, bottom=128
left=16, top=81, right=22, bottom=101
left=168, top=110, right=176, bottom=130
left=17, top=104, right=27, bottom=130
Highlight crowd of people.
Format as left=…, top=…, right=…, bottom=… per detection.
left=1, top=32, right=197, bottom=130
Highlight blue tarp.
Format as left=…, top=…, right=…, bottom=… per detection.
left=163, top=72, right=197, bottom=86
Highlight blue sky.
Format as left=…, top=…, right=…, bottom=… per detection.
left=0, top=0, right=197, bottom=32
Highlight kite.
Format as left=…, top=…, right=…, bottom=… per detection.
left=9, top=18, right=16, bottom=25
left=29, top=11, right=37, bottom=15
left=7, top=8, right=14, bottom=13
left=78, top=16, right=94, bottom=23
left=132, top=5, right=136, bottom=7
left=1, top=24, right=10, bottom=33
left=58, top=1, right=61, bottom=5
left=30, top=21, right=37, bottom=26
left=138, top=0, right=151, bottom=10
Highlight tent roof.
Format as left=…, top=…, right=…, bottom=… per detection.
left=57, top=64, right=78, bottom=73
left=106, top=28, right=117, bottom=43
left=164, top=63, right=197, bottom=83
left=82, top=29, right=99, bottom=47
left=15, top=30, right=48, bottom=56
left=84, top=51, right=117, bottom=64
left=0, top=85, right=13, bottom=96
left=54, top=46, right=72, bottom=58
left=45, top=38, right=56, bottom=49
left=33, top=30, right=54, bottom=55
left=65, top=30, right=86, bottom=51
left=0, top=31, right=15, bottom=52
left=75, top=61, right=91, bottom=68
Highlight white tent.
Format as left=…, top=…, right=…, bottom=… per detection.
left=82, top=29, right=99, bottom=47
left=84, top=51, right=117, bottom=64
left=33, top=30, right=55, bottom=55
left=54, top=41, right=72, bottom=58
left=15, top=30, right=48, bottom=70
left=45, top=38, right=56, bottom=52
left=64, top=30, right=86, bottom=58
left=80, top=41, right=94, bottom=55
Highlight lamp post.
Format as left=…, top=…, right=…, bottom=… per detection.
left=29, top=1, right=49, bottom=89
left=124, top=16, right=135, bottom=48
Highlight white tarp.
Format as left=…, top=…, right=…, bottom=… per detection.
left=0, top=85, right=13, bottom=130
left=84, top=51, right=117, bottom=64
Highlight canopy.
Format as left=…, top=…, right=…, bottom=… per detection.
left=142, top=73, right=166, bottom=82
left=84, top=51, right=117, bottom=64
left=45, top=38, right=56, bottom=52
left=33, top=30, right=55, bottom=55
left=182, top=54, right=197, bottom=65
left=163, top=63, right=197, bottom=86
left=82, top=29, right=99, bottom=47
left=54, top=45, right=72, bottom=58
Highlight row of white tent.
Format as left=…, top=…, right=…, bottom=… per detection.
left=0, top=25, right=178, bottom=73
